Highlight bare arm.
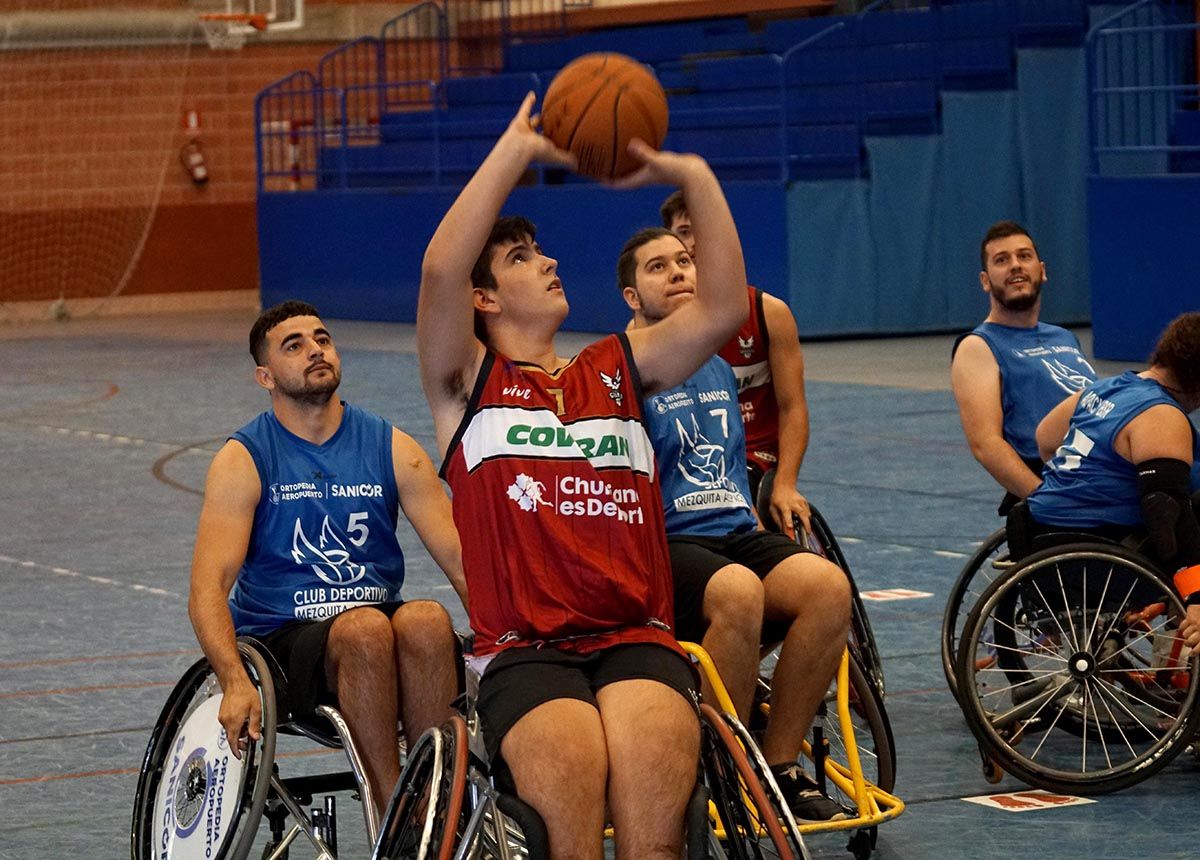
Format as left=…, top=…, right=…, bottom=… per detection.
left=622, top=142, right=747, bottom=393
left=417, top=94, right=575, bottom=454
left=1035, top=392, right=1082, bottom=463
left=392, top=428, right=469, bottom=612
left=188, top=440, right=261, bottom=757
left=1119, top=404, right=1195, bottom=465
left=761, top=293, right=812, bottom=534
left=951, top=334, right=1041, bottom=498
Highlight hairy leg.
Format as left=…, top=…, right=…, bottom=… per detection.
left=759, top=554, right=850, bottom=766
left=390, top=600, right=458, bottom=747
left=325, top=606, right=401, bottom=816
left=598, top=679, right=700, bottom=860
left=698, top=565, right=765, bottom=719
left=500, top=699, right=608, bottom=860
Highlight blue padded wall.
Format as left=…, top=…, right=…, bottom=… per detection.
left=259, top=183, right=787, bottom=335
left=1088, top=175, right=1200, bottom=361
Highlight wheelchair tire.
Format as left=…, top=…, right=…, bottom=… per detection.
left=941, top=527, right=1008, bottom=704
left=820, top=651, right=896, bottom=804
left=808, top=504, right=885, bottom=699
left=373, top=716, right=468, bottom=860
left=955, top=543, right=1200, bottom=794
left=131, top=641, right=277, bottom=860
left=699, top=703, right=808, bottom=860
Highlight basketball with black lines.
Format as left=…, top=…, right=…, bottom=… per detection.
left=541, top=53, right=669, bottom=180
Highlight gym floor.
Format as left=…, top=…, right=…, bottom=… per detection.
left=1, top=310, right=1195, bottom=859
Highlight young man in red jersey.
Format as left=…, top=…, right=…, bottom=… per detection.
left=660, top=190, right=812, bottom=534
left=417, top=94, right=748, bottom=860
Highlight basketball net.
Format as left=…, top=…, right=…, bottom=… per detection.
left=0, top=1, right=195, bottom=322
left=198, top=13, right=268, bottom=52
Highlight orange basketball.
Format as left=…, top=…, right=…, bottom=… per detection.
left=540, top=53, right=669, bottom=180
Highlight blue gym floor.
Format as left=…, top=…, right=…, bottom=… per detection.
left=1, top=311, right=1195, bottom=859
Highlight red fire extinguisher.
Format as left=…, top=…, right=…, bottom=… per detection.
left=180, top=109, right=209, bottom=185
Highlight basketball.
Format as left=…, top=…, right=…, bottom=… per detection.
left=540, top=53, right=669, bottom=180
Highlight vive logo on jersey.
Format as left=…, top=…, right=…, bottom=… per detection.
left=738, top=335, right=755, bottom=358
left=506, top=473, right=552, bottom=512
left=291, top=516, right=366, bottom=585
left=671, top=415, right=749, bottom=513
left=1043, top=357, right=1095, bottom=395
left=599, top=369, right=623, bottom=407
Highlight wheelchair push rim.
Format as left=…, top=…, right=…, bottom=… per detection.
left=131, top=642, right=277, bottom=860
left=941, top=527, right=1008, bottom=704
left=956, top=543, right=1200, bottom=794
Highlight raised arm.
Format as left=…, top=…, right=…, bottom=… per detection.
left=417, top=94, right=575, bottom=453
left=622, top=142, right=747, bottom=393
left=391, top=428, right=468, bottom=612
left=188, top=440, right=261, bottom=758
left=951, top=334, right=1042, bottom=498
left=761, top=293, right=812, bottom=534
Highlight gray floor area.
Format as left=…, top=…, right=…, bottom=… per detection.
left=0, top=311, right=1193, bottom=860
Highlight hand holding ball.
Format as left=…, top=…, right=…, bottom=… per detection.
left=540, top=53, right=669, bottom=180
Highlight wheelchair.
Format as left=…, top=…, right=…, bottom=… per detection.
left=940, top=526, right=1009, bottom=705
left=953, top=517, right=1200, bottom=795
left=752, top=466, right=885, bottom=699
left=131, top=636, right=482, bottom=860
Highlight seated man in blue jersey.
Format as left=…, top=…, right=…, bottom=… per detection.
left=619, top=227, right=852, bottom=822
left=188, top=300, right=467, bottom=818
left=951, top=221, right=1097, bottom=514
left=1024, top=312, right=1200, bottom=640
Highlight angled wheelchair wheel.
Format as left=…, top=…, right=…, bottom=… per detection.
left=807, top=504, right=885, bottom=699
left=941, top=527, right=1009, bottom=704
left=373, top=715, right=468, bottom=860
left=699, top=704, right=808, bottom=860
left=131, top=642, right=277, bottom=860
left=818, top=651, right=896, bottom=805
left=956, top=543, right=1200, bottom=794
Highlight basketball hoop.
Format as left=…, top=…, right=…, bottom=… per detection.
left=198, top=12, right=268, bottom=51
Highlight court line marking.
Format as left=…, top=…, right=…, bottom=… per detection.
left=0, top=554, right=182, bottom=599
left=0, top=680, right=174, bottom=700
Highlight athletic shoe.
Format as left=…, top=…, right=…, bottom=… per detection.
left=769, top=763, right=851, bottom=823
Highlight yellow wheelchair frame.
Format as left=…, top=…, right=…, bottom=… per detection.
left=682, top=642, right=905, bottom=840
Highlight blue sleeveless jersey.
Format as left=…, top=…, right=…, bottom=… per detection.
left=228, top=402, right=405, bottom=636
left=1029, top=373, right=1200, bottom=529
left=644, top=356, right=757, bottom=536
left=956, top=322, right=1096, bottom=461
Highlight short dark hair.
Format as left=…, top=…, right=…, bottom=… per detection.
left=1149, top=311, right=1200, bottom=397
left=249, top=300, right=320, bottom=365
left=980, top=220, right=1038, bottom=269
left=469, top=215, right=539, bottom=343
left=659, top=190, right=687, bottom=229
left=617, top=227, right=682, bottom=293
left=470, top=215, right=539, bottom=293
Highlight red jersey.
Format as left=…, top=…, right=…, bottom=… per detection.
left=718, top=286, right=780, bottom=473
left=441, top=334, right=679, bottom=658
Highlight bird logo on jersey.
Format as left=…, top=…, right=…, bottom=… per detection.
left=738, top=336, right=755, bottom=358
left=1043, top=357, right=1095, bottom=395
left=676, top=415, right=732, bottom=490
left=506, top=473, right=552, bottom=512
left=599, top=369, right=623, bottom=407
left=291, top=516, right=367, bottom=585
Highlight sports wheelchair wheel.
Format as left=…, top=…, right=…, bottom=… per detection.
left=699, top=704, right=809, bottom=860
left=131, top=641, right=277, bottom=860
left=955, top=543, right=1200, bottom=794
left=941, top=527, right=1008, bottom=704
left=373, top=715, right=468, bottom=860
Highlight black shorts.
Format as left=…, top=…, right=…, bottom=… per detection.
left=257, top=601, right=405, bottom=722
left=476, top=643, right=698, bottom=766
left=669, top=530, right=810, bottom=642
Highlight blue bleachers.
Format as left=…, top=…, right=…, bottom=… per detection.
left=260, top=0, right=1112, bottom=192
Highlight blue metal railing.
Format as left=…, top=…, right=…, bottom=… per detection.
left=381, top=1, right=447, bottom=103
left=256, top=71, right=321, bottom=193
left=1087, top=0, right=1199, bottom=174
